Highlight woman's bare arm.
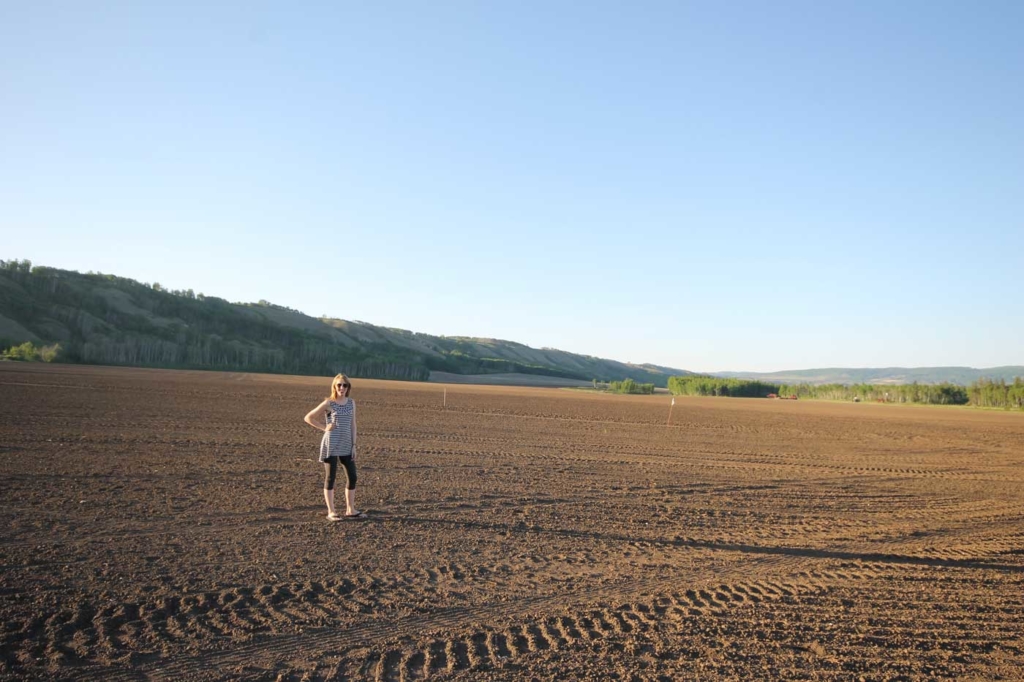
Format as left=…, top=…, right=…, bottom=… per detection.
left=304, top=400, right=331, bottom=431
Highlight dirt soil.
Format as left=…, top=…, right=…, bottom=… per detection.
left=2, top=363, right=1023, bottom=681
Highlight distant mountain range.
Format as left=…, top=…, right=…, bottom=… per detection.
left=1, top=261, right=1018, bottom=387
left=714, top=366, right=1024, bottom=386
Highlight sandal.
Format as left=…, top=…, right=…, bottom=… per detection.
left=344, top=511, right=367, bottom=519
left=327, top=512, right=343, bottom=522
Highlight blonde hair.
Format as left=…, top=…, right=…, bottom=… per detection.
left=329, top=374, right=351, bottom=400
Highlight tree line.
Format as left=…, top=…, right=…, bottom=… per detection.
left=667, top=375, right=778, bottom=397
left=776, top=382, right=970, bottom=405
left=1, top=341, right=62, bottom=362
left=967, top=378, right=1024, bottom=409
left=607, top=378, right=655, bottom=394
left=667, top=374, right=1024, bottom=410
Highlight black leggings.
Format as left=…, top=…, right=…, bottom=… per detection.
left=324, top=455, right=357, bottom=491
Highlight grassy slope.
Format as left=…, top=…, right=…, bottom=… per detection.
left=0, top=265, right=691, bottom=385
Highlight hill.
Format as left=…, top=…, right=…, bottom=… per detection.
left=0, top=260, right=692, bottom=386
left=715, top=366, right=1024, bottom=386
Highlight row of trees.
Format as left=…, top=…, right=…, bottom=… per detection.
left=967, top=378, right=1024, bottom=409
left=777, top=382, right=970, bottom=405
left=667, top=375, right=779, bottom=398
left=1, top=341, right=62, bottom=362
left=41, top=335, right=430, bottom=381
left=667, top=374, right=1023, bottom=410
left=1, top=259, right=33, bottom=274
left=607, top=378, right=655, bottom=394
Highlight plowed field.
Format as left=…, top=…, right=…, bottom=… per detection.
left=2, top=364, right=1023, bottom=681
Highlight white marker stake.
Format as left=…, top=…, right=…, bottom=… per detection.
left=667, top=396, right=675, bottom=426
left=443, top=388, right=447, bottom=408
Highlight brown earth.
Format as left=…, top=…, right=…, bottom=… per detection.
left=1, top=363, right=1023, bottom=681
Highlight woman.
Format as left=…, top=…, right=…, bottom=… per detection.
left=304, top=374, right=364, bottom=520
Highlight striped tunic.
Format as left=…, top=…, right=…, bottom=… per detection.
left=318, top=399, right=355, bottom=462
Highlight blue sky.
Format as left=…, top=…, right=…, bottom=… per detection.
left=2, top=1, right=1022, bottom=372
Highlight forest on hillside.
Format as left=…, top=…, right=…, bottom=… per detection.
left=0, top=260, right=430, bottom=380
left=0, top=260, right=662, bottom=383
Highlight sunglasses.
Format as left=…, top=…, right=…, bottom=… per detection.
left=336, top=383, right=350, bottom=389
